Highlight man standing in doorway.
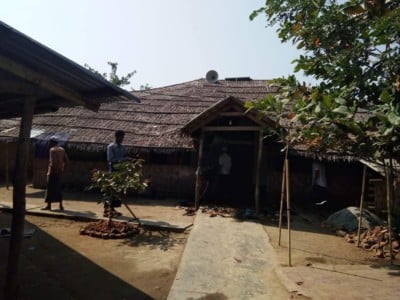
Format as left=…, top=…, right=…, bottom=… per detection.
left=311, top=160, right=328, bottom=207
left=41, top=137, right=69, bottom=211
left=104, top=130, right=126, bottom=217
left=218, top=146, right=232, bottom=204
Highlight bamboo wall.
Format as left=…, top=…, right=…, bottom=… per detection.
left=32, top=158, right=196, bottom=198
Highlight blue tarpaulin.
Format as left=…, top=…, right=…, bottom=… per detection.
left=33, top=132, right=70, bottom=158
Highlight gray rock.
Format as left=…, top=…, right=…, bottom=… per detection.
left=325, top=206, right=383, bottom=232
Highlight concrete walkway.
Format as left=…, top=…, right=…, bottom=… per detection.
left=168, top=211, right=400, bottom=300
left=167, top=211, right=290, bottom=300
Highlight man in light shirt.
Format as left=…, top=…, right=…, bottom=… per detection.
left=311, top=160, right=328, bottom=206
left=218, top=146, right=232, bottom=203
left=107, top=130, right=126, bottom=172
left=104, top=130, right=126, bottom=217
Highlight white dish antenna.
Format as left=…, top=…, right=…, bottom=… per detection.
left=206, top=70, right=218, bottom=83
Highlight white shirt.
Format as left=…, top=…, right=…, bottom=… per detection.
left=312, top=161, right=327, bottom=187
left=218, top=152, right=232, bottom=175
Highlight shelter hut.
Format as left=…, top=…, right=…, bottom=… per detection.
left=359, top=159, right=400, bottom=215
left=0, top=20, right=138, bottom=298
left=0, top=73, right=365, bottom=211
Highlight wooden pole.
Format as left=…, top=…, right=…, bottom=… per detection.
left=357, top=165, right=367, bottom=247
left=278, top=160, right=286, bottom=246
left=285, top=157, right=292, bottom=267
left=123, top=201, right=141, bottom=226
left=5, top=142, right=9, bottom=190
left=386, top=160, right=394, bottom=265
left=194, top=131, right=205, bottom=210
left=278, top=145, right=289, bottom=246
left=254, top=130, right=263, bottom=214
left=4, top=95, right=36, bottom=299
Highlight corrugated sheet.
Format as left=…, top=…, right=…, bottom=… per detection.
left=0, top=20, right=139, bottom=119
left=360, top=159, right=400, bottom=177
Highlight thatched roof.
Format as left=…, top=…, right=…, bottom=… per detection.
left=0, top=78, right=279, bottom=152
left=0, top=76, right=366, bottom=161
left=0, top=77, right=366, bottom=161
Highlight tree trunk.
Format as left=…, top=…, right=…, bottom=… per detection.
left=4, top=96, right=35, bottom=299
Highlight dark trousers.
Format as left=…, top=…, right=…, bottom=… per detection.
left=311, top=185, right=327, bottom=205
left=104, top=164, right=121, bottom=211
left=218, top=174, right=230, bottom=204
left=104, top=199, right=121, bottom=210
left=45, top=174, right=63, bottom=203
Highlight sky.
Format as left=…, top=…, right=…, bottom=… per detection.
left=1, top=0, right=308, bottom=91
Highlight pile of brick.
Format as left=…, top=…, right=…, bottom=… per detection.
left=343, top=226, right=400, bottom=259
left=201, top=206, right=236, bottom=217
left=79, top=220, right=140, bottom=239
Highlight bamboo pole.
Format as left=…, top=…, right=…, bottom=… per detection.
left=194, top=131, right=205, bottom=210
left=5, top=95, right=36, bottom=299
left=357, top=165, right=367, bottom=247
left=386, top=160, right=393, bottom=265
left=278, top=145, right=289, bottom=246
left=123, top=201, right=141, bottom=226
left=5, top=142, right=9, bottom=190
left=278, top=160, right=286, bottom=246
left=254, top=130, right=263, bottom=214
left=285, top=157, right=292, bottom=267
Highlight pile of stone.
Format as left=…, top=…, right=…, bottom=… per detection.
left=325, top=206, right=383, bottom=232
left=343, top=226, right=400, bottom=259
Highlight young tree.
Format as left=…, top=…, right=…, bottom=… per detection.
left=89, top=160, right=148, bottom=224
left=85, top=61, right=136, bottom=87
left=249, top=0, right=400, bottom=160
left=140, top=83, right=152, bottom=90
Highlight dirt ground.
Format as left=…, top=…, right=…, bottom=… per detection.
left=1, top=183, right=398, bottom=300
left=261, top=208, right=398, bottom=268
left=0, top=212, right=189, bottom=300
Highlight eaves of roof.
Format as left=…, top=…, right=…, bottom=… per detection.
left=0, top=21, right=139, bottom=119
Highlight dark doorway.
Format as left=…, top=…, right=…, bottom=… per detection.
left=228, top=143, right=254, bottom=208
left=199, top=132, right=256, bottom=208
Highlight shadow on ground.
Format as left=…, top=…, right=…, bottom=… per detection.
left=120, top=228, right=186, bottom=251
left=0, top=213, right=152, bottom=300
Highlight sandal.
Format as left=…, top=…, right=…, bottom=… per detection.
left=112, top=210, right=122, bottom=216
left=103, top=210, right=122, bottom=218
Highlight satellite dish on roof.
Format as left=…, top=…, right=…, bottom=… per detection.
left=206, top=70, right=218, bottom=83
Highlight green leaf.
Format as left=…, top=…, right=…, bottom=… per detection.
left=380, top=89, right=391, bottom=104
left=249, top=7, right=265, bottom=21
left=322, top=95, right=332, bottom=108
left=376, top=113, right=389, bottom=123
left=343, top=5, right=366, bottom=15
left=333, top=106, right=351, bottom=115
left=388, top=112, right=400, bottom=125
left=383, top=127, right=393, bottom=136
left=334, top=97, right=346, bottom=105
